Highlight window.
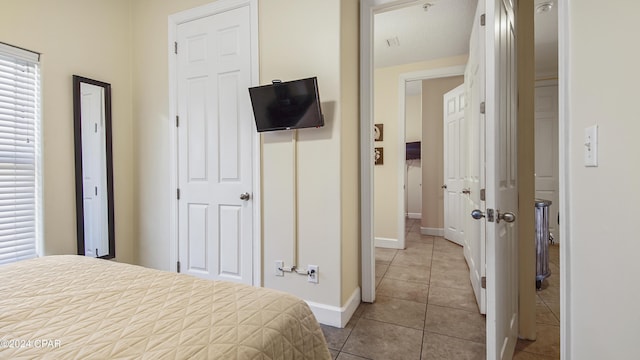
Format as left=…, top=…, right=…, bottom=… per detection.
left=0, top=43, right=41, bottom=265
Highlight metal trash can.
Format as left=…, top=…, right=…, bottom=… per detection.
left=535, top=199, right=552, bottom=290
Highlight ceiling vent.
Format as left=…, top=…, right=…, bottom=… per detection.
left=386, top=36, right=400, bottom=48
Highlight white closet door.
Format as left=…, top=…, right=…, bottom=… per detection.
left=177, top=5, right=254, bottom=285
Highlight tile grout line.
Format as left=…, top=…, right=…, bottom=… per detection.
left=419, top=222, right=436, bottom=359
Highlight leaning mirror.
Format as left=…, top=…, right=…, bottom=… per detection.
left=73, top=75, right=115, bottom=259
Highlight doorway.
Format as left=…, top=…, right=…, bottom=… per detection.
left=361, top=0, right=477, bottom=303
left=362, top=0, right=521, bottom=358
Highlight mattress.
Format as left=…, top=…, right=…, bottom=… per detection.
left=0, top=255, right=331, bottom=359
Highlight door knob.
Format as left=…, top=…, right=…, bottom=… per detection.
left=472, top=208, right=494, bottom=222
left=497, top=211, right=516, bottom=223
left=461, top=189, right=471, bottom=194
left=240, top=192, right=250, bottom=201
left=441, top=184, right=447, bottom=189
left=471, top=209, right=485, bottom=219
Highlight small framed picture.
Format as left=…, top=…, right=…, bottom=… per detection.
left=374, top=147, right=384, bottom=165
left=374, top=124, right=384, bottom=141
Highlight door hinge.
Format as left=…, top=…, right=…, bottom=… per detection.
left=486, top=208, right=495, bottom=222
left=176, top=115, right=179, bottom=127
left=480, top=101, right=486, bottom=114
left=480, top=14, right=486, bottom=26
left=177, top=188, right=180, bottom=200
left=481, top=276, right=486, bottom=289
left=174, top=41, right=178, bottom=54
left=480, top=188, right=486, bottom=201
left=177, top=261, right=181, bottom=273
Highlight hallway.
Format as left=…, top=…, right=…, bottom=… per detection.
left=321, top=219, right=560, bottom=359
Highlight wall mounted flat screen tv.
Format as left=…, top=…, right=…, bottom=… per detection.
left=248, top=77, right=324, bottom=132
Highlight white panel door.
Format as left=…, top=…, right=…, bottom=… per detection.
left=483, top=0, right=519, bottom=358
left=443, top=84, right=466, bottom=245
left=535, top=84, right=559, bottom=242
left=463, top=1, right=487, bottom=315
left=80, top=83, right=109, bottom=258
left=177, top=6, right=253, bottom=285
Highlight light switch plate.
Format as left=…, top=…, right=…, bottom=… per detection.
left=275, top=260, right=284, bottom=276
left=584, top=125, right=598, bottom=167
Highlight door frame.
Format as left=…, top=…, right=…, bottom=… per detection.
left=362, top=0, right=573, bottom=357
left=397, top=68, right=465, bottom=243
left=167, top=0, right=261, bottom=286
left=360, top=0, right=466, bottom=302
left=557, top=0, right=570, bottom=357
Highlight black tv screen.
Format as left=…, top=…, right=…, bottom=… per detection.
left=248, top=77, right=324, bottom=132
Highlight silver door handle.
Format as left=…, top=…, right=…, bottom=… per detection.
left=240, top=192, right=250, bottom=201
left=441, top=184, right=447, bottom=189
left=461, top=189, right=471, bottom=194
left=471, top=209, right=485, bottom=219
left=497, top=211, right=516, bottom=223
left=471, top=208, right=494, bottom=222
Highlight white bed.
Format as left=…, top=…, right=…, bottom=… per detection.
left=0, top=255, right=330, bottom=359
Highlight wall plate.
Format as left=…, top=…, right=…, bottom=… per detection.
left=584, top=125, right=598, bottom=167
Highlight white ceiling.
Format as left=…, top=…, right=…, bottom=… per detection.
left=376, top=0, right=558, bottom=89
left=374, top=0, right=477, bottom=69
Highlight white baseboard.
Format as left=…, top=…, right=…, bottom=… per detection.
left=306, top=287, right=360, bottom=328
left=421, top=227, right=444, bottom=237
left=375, top=237, right=402, bottom=249
left=406, top=212, right=421, bottom=219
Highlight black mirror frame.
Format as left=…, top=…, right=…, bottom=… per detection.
left=72, top=75, right=115, bottom=259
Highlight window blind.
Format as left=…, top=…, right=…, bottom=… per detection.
left=0, top=43, right=41, bottom=265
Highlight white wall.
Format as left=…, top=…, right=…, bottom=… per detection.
left=405, top=93, right=422, bottom=218
left=565, top=1, right=640, bottom=358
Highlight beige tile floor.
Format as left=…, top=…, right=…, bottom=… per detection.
left=321, top=219, right=561, bottom=360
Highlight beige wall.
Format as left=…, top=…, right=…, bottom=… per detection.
left=405, top=94, right=422, bottom=141
left=1, top=0, right=360, bottom=316
left=421, top=76, right=464, bottom=231
left=259, top=0, right=350, bottom=309
left=339, top=0, right=360, bottom=305
left=132, top=0, right=360, bottom=310
left=0, top=0, right=136, bottom=264
left=131, top=0, right=213, bottom=270
left=566, top=1, right=640, bottom=357
left=373, top=56, right=467, bottom=241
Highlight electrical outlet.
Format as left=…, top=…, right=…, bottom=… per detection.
left=275, top=260, right=284, bottom=276
left=307, top=265, right=318, bottom=283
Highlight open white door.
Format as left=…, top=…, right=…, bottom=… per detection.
left=535, top=83, right=560, bottom=243
left=474, top=0, right=519, bottom=358
left=463, top=0, right=487, bottom=315
left=443, top=84, right=466, bottom=246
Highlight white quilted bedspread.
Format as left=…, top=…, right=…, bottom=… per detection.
left=0, top=256, right=331, bottom=360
